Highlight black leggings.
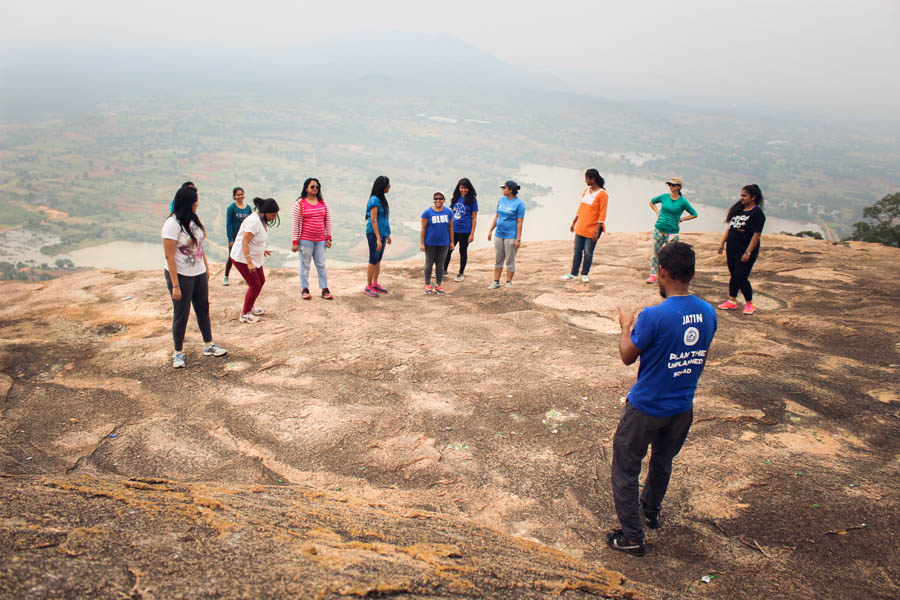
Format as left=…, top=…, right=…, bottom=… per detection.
left=443, top=232, right=471, bottom=275
left=726, top=249, right=758, bottom=301
left=225, top=242, right=234, bottom=276
left=164, top=270, right=212, bottom=352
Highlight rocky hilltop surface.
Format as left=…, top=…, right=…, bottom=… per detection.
left=1, top=233, right=898, bottom=599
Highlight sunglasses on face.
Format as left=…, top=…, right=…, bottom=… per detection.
left=309, top=185, right=319, bottom=189
left=433, top=197, right=444, bottom=201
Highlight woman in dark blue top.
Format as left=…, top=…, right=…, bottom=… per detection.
left=224, top=186, right=252, bottom=286
left=443, top=178, right=479, bottom=282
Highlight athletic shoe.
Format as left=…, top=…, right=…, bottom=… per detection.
left=742, top=302, right=757, bottom=315
left=488, top=281, right=501, bottom=290
left=372, top=282, right=388, bottom=294
left=301, top=288, right=312, bottom=300
left=505, top=281, right=513, bottom=288
left=561, top=274, right=576, bottom=280
left=363, top=286, right=379, bottom=297
left=172, top=352, right=185, bottom=369
left=581, top=275, right=590, bottom=283
left=606, top=530, right=646, bottom=557
left=424, top=284, right=433, bottom=295
left=646, top=274, right=657, bottom=284
left=717, top=300, right=738, bottom=310
left=321, top=288, right=334, bottom=300
left=434, top=285, right=445, bottom=295
left=222, top=275, right=229, bottom=286
left=203, top=343, right=228, bottom=357
left=454, top=274, right=465, bottom=282
left=252, top=307, right=265, bottom=315
left=239, top=313, right=260, bottom=323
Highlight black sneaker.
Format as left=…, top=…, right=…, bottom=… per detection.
left=606, top=530, right=646, bottom=556
left=641, top=503, right=660, bottom=529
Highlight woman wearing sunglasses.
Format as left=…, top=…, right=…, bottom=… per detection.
left=291, top=178, right=333, bottom=300
left=646, top=176, right=697, bottom=284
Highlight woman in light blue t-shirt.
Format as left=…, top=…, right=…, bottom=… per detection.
left=487, top=180, right=525, bottom=289
left=364, top=175, right=392, bottom=297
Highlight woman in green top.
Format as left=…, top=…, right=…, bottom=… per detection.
left=646, top=176, right=697, bottom=283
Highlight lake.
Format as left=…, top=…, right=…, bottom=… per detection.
left=1, top=164, right=822, bottom=270
left=513, top=164, right=823, bottom=240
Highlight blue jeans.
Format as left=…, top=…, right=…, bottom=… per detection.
left=571, top=233, right=599, bottom=276
left=299, top=240, right=328, bottom=290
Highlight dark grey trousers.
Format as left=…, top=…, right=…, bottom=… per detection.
left=424, top=245, right=449, bottom=285
left=611, top=401, right=693, bottom=543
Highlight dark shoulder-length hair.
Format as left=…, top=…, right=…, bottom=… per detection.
left=170, top=185, right=204, bottom=243
left=301, top=178, right=323, bottom=202
left=451, top=177, right=477, bottom=207
left=253, top=197, right=280, bottom=227
left=585, top=168, right=605, bottom=188
left=726, top=184, right=764, bottom=222
left=367, top=175, right=390, bottom=219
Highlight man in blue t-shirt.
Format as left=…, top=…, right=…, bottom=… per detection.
left=607, top=241, right=717, bottom=557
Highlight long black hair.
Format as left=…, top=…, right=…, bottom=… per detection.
left=585, top=168, right=605, bottom=188
left=253, top=197, right=280, bottom=227
left=171, top=185, right=204, bottom=244
left=301, top=178, right=323, bottom=201
left=367, top=175, right=390, bottom=219
left=451, top=177, right=477, bottom=207
left=726, top=184, right=764, bottom=222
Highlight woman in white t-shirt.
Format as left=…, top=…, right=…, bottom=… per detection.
left=230, top=197, right=280, bottom=323
left=162, top=184, right=228, bottom=369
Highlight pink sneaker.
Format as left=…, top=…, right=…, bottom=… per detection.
left=718, top=300, right=738, bottom=310
left=424, top=284, right=433, bottom=295
left=645, top=274, right=657, bottom=284
left=742, top=302, right=757, bottom=315
left=372, top=282, right=388, bottom=294
left=363, top=285, right=379, bottom=297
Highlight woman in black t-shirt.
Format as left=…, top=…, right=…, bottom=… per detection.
left=717, top=184, right=766, bottom=315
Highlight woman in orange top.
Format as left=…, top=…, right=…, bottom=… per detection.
left=562, top=168, right=608, bottom=283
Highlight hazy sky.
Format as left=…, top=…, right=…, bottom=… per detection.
left=4, top=0, right=899, bottom=118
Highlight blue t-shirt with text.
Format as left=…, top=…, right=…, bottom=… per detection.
left=628, top=295, right=717, bottom=417
left=495, top=196, right=525, bottom=239
left=450, top=197, right=479, bottom=234
left=421, top=206, right=453, bottom=246
left=365, top=195, right=391, bottom=237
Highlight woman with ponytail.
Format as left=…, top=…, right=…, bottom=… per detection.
left=364, top=175, right=392, bottom=297
left=230, top=197, right=280, bottom=322
left=162, top=184, right=227, bottom=368
left=717, top=184, right=766, bottom=315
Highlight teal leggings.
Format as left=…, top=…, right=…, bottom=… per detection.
left=650, top=230, right=679, bottom=275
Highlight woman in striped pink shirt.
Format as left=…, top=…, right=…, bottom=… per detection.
left=291, top=178, right=333, bottom=300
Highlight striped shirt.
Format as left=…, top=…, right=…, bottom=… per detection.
left=292, top=198, right=332, bottom=243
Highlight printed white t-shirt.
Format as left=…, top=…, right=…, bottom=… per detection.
left=161, top=216, right=207, bottom=277
left=230, top=213, right=269, bottom=267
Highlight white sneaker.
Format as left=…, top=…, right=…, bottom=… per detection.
left=222, top=275, right=229, bottom=286
left=172, top=352, right=185, bottom=368
left=581, top=275, right=589, bottom=283
left=561, top=274, right=576, bottom=280
left=505, top=281, right=513, bottom=288
left=252, top=307, right=265, bottom=315
left=488, top=281, right=501, bottom=290
left=203, top=343, right=228, bottom=357
left=454, top=274, right=465, bottom=282
left=239, top=313, right=260, bottom=323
